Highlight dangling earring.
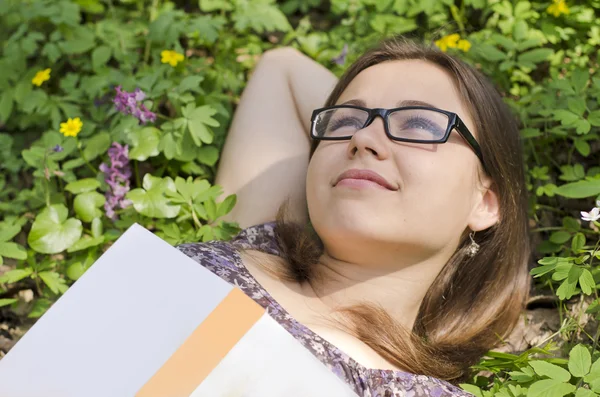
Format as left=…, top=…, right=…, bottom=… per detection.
left=466, top=232, right=480, bottom=257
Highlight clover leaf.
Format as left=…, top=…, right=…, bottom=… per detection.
left=126, top=174, right=181, bottom=218
left=28, top=204, right=83, bottom=254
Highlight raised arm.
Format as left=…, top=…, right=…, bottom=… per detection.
left=215, top=47, right=338, bottom=228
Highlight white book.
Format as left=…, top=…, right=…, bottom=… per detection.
left=0, top=224, right=358, bottom=397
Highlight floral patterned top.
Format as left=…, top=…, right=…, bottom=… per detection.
left=177, top=222, right=472, bottom=397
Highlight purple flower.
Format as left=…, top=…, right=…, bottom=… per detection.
left=113, top=86, right=156, bottom=125
left=332, top=44, right=348, bottom=66
left=100, top=142, right=132, bottom=220
left=52, top=144, right=64, bottom=153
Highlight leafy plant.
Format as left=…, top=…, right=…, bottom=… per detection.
left=1, top=1, right=600, bottom=396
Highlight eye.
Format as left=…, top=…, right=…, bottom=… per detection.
left=395, top=115, right=447, bottom=140
left=329, top=116, right=363, bottom=130
left=405, top=116, right=442, bottom=132
left=327, top=116, right=364, bottom=136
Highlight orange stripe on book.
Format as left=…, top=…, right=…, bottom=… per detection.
left=136, top=288, right=265, bottom=397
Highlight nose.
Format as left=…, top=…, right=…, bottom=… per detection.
left=347, top=114, right=390, bottom=159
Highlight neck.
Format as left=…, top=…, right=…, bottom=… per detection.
left=306, top=241, right=453, bottom=330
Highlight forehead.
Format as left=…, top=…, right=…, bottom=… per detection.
left=335, top=59, right=472, bottom=123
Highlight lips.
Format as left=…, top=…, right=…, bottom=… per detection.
left=334, top=169, right=397, bottom=191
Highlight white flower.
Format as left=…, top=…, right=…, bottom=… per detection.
left=581, top=207, right=600, bottom=222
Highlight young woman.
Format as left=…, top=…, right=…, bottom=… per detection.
left=179, top=36, right=530, bottom=396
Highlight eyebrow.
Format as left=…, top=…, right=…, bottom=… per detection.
left=339, top=98, right=438, bottom=109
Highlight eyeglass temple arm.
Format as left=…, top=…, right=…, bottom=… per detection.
left=455, top=118, right=487, bottom=171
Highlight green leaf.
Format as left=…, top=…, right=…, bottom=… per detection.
left=188, top=15, right=225, bottom=44
left=83, top=132, right=111, bottom=161
left=28, top=204, right=83, bottom=254
left=59, top=27, right=95, bottom=54
left=67, top=235, right=104, bottom=252
left=74, top=191, right=106, bottom=223
left=126, top=174, right=181, bottom=218
left=159, top=132, right=178, bottom=160
left=588, top=110, right=600, bottom=126
left=572, top=69, right=590, bottom=93
left=477, top=44, right=507, bottom=61
left=518, top=48, right=553, bottom=63
left=569, top=344, right=592, bottom=377
left=62, top=158, right=86, bottom=170
left=231, top=0, right=291, bottom=33
left=459, top=384, right=483, bottom=397
left=575, top=388, right=596, bottom=397
left=178, top=76, right=205, bottom=93
left=28, top=298, right=52, bottom=318
left=552, top=263, right=573, bottom=281
left=0, top=242, right=27, bottom=260
left=550, top=231, right=571, bottom=244
left=0, top=298, right=18, bottom=308
left=0, top=224, right=21, bottom=242
left=91, top=45, right=111, bottom=70
left=65, top=178, right=101, bottom=194
left=574, top=139, right=591, bottom=156
left=0, top=268, right=33, bottom=284
left=572, top=233, right=586, bottom=252
left=21, top=146, right=46, bottom=168
left=513, top=20, right=528, bottom=41
left=66, top=261, right=87, bottom=281
left=568, top=98, right=587, bottom=116
left=528, top=379, right=575, bottom=397
left=369, top=14, right=417, bottom=35
left=564, top=217, right=581, bottom=232
left=579, top=269, right=595, bottom=295
left=91, top=217, right=103, bottom=238
left=205, top=198, right=217, bottom=220
left=531, top=264, right=557, bottom=278
left=39, top=271, right=68, bottom=295
left=217, top=194, right=236, bottom=218
left=197, top=145, right=219, bottom=166
left=0, top=89, right=14, bottom=123
left=187, top=105, right=219, bottom=146
left=128, top=127, right=160, bottom=161
left=576, top=119, right=591, bottom=135
left=557, top=279, right=578, bottom=300
left=530, top=361, right=571, bottom=382
left=555, top=180, right=600, bottom=199
left=554, top=110, right=579, bottom=126
left=584, top=363, right=600, bottom=391
left=199, top=0, right=233, bottom=12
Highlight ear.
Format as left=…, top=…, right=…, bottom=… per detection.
left=467, top=180, right=500, bottom=232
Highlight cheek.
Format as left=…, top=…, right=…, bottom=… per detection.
left=397, top=150, right=478, bottom=224
left=306, top=150, right=330, bottom=213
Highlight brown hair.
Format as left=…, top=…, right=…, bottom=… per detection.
left=269, top=36, right=530, bottom=383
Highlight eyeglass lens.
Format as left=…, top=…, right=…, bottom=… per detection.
left=314, top=108, right=450, bottom=141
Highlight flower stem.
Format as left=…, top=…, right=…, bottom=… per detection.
left=191, top=205, right=203, bottom=229
left=134, top=160, right=141, bottom=188
left=76, top=139, right=98, bottom=174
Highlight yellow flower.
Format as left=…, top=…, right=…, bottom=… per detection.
left=60, top=117, right=83, bottom=137
left=161, top=50, right=185, bottom=67
left=547, top=0, right=569, bottom=17
left=457, top=39, right=472, bottom=52
left=435, top=34, right=460, bottom=52
left=32, top=68, right=51, bottom=86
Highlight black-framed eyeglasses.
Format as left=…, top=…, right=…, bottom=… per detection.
left=310, top=105, right=486, bottom=170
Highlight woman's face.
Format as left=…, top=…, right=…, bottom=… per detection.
left=306, top=59, right=499, bottom=262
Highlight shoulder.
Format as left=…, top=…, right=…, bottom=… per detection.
left=176, top=222, right=283, bottom=288
left=177, top=239, right=242, bottom=276
left=229, top=221, right=281, bottom=256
